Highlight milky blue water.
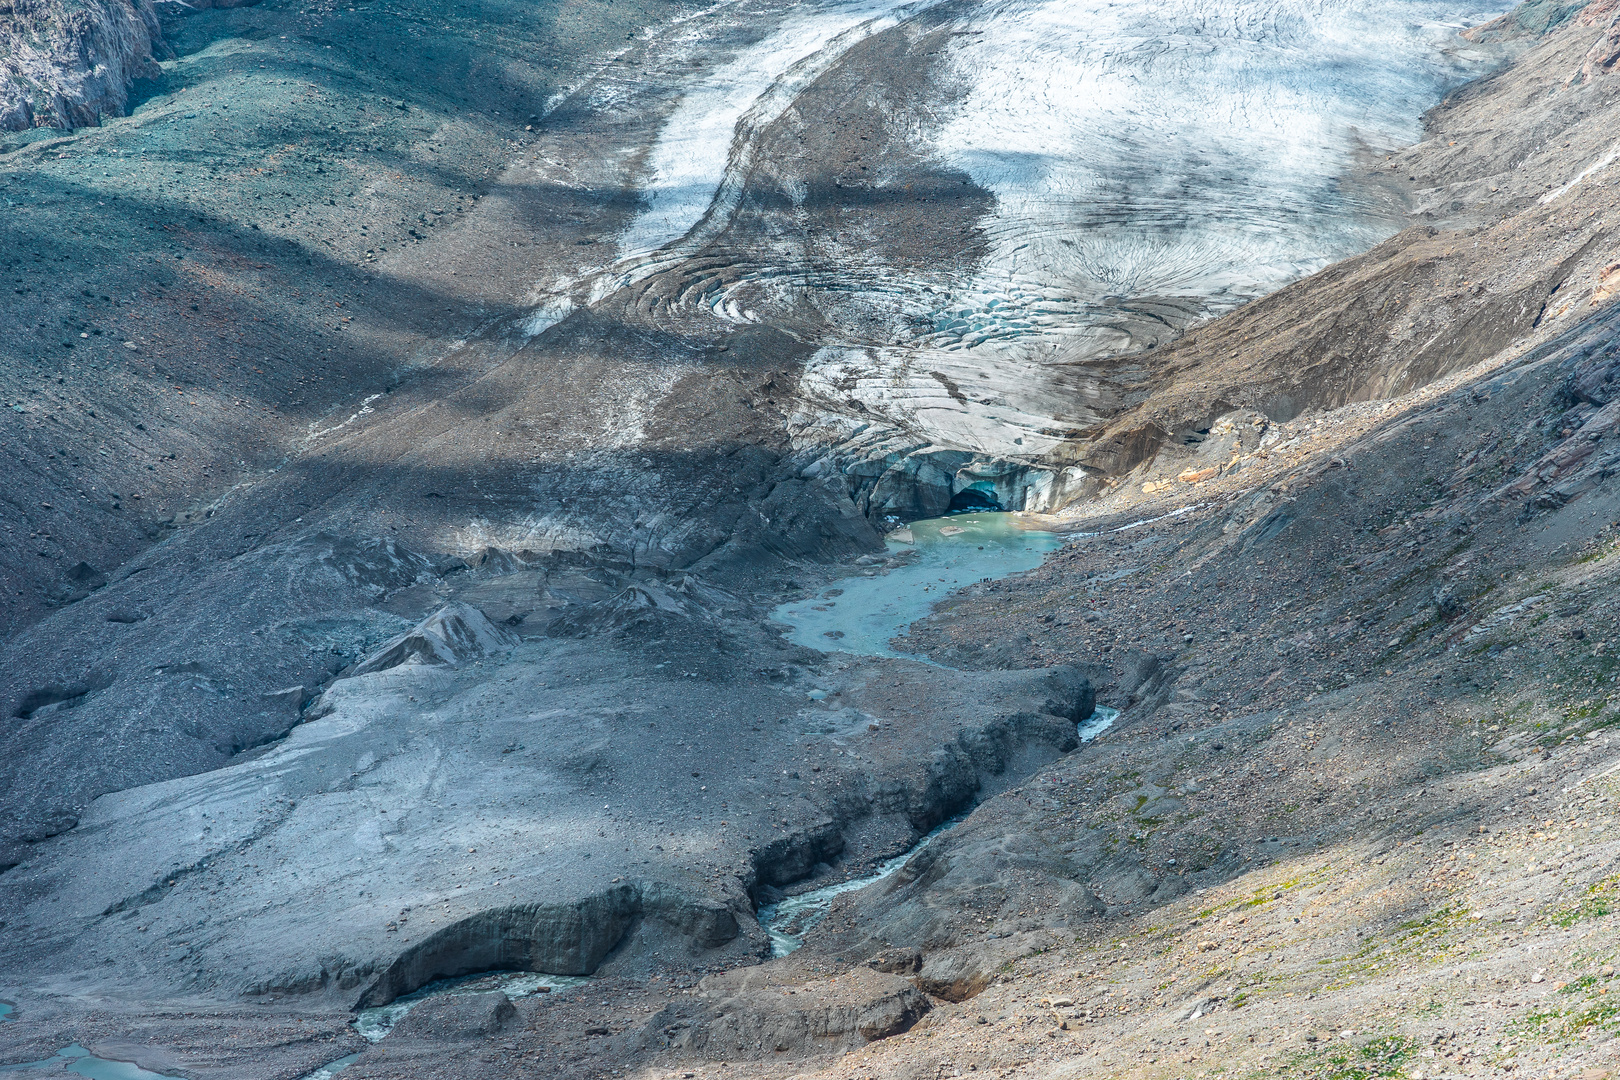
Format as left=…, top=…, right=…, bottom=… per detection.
left=7, top=1044, right=180, bottom=1080
left=296, top=1053, right=362, bottom=1080
left=772, top=512, right=1064, bottom=657
left=352, top=969, right=589, bottom=1042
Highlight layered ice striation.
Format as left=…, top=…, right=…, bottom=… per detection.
left=798, top=0, right=1511, bottom=462
left=602, top=0, right=945, bottom=294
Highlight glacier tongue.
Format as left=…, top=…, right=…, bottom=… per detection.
left=926, top=0, right=1501, bottom=355
left=781, top=0, right=1510, bottom=488
left=536, top=0, right=1511, bottom=509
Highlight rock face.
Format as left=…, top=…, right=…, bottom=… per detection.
left=0, top=0, right=166, bottom=130
left=357, top=884, right=739, bottom=1008
left=1489, top=302, right=1620, bottom=510
left=1576, top=0, right=1620, bottom=80
left=386, top=992, right=517, bottom=1042
left=1463, top=0, right=1590, bottom=40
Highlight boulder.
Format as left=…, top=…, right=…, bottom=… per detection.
left=867, top=946, right=923, bottom=974
left=351, top=603, right=517, bottom=675
left=386, top=991, right=517, bottom=1042
left=546, top=583, right=695, bottom=638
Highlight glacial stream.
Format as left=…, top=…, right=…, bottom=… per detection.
left=758, top=707, right=1118, bottom=955
left=762, top=510, right=1119, bottom=953
left=352, top=970, right=589, bottom=1042
left=758, top=815, right=965, bottom=957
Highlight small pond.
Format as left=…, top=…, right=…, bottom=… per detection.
left=772, top=512, right=1064, bottom=657
left=7, top=1044, right=181, bottom=1080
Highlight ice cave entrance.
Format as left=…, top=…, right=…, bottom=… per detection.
left=946, top=485, right=1004, bottom=514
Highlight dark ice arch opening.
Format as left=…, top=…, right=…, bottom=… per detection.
left=946, top=487, right=1004, bottom=514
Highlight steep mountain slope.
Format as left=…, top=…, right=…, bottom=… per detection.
left=0, top=0, right=695, bottom=636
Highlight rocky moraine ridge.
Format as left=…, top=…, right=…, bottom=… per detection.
left=2, top=0, right=1620, bottom=1079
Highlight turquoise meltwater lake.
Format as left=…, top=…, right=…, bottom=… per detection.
left=772, top=512, right=1064, bottom=658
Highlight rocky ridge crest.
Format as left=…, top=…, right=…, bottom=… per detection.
left=0, top=0, right=169, bottom=130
